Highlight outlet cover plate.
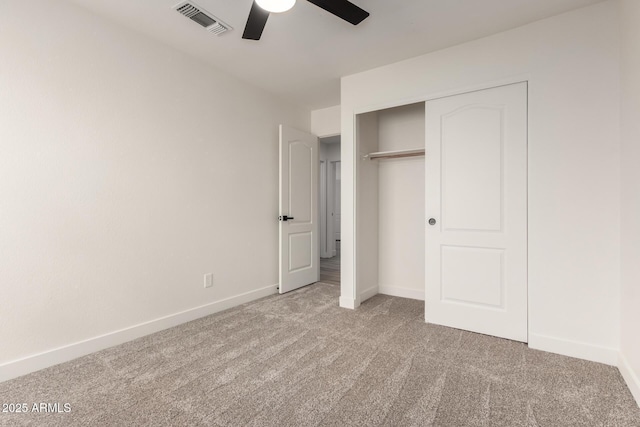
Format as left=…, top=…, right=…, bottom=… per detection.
left=204, top=273, right=213, bottom=288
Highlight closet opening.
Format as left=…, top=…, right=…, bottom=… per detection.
left=356, top=102, right=426, bottom=303
left=320, top=135, right=341, bottom=285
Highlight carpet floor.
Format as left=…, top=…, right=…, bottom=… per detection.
left=1, top=282, right=639, bottom=426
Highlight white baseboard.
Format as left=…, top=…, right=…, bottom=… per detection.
left=379, top=285, right=425, bottom=301
left=339, top=295, right=360, bottom=309
left=339, top=286, right=378, bottom=309
left=0, top=284, right=279, bottom=383
left=619, top=352, right=640, bottom=407
left=360, top=286, right=378, bottom=303
left=345, top=285, right=421, bottom=307
left=528, top=333, right=618, bottom=366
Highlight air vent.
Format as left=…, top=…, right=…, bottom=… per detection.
left=174, top=2, right=232, bottom=36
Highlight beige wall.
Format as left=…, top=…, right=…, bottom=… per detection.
left=354, top=112, right=380, bottom=304
left=619, top=0, right=640, bottom=405
left=311, top=106, right=341, bottom=137
left=0, top=0, right=309, bottom=373
left=377, top=104, right=426, bottom=300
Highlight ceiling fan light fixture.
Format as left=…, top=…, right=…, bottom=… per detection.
left=255, top=0, right=296, bottom=13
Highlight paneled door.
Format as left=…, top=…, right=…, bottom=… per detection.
left=425, top=83, right=528, bottom=342
left=279, top=125, right=320, bottom=293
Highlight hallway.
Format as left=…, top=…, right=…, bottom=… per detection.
left=320, top=241, right=340, bottom=285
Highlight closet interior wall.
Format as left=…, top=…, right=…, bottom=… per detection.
left=377, top=103, right=426, bottom=300
left=356, top=112, right=379, bottom=299
left=356, top=103, right=426, bottom=302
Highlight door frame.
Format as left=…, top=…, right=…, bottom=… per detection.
left=329, top=160, right=340, bottom=257
left=347, top=74, right=531, bottom=338
left=320, top=156, right=341, bottom=259
left=320, top=159, right=329, bottom=258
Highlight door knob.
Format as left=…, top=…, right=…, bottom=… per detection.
left=428, top=218, right=436, bottom=225
left=279, top=215, right=294, bottom=221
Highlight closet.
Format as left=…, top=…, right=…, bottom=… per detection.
left=354, top=82, right=528, bottom=343
left=356, top=103, right=426, bottom=303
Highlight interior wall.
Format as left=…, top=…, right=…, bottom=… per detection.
left=321, top=141, right=341, bottom=162
left=354, top=112, right=379, bottom=302
left=311, top=106, right=341, bottom=137
left=0, top=0, right=309, bottom=370
left=377, top=104, right=426, bottom=299
left=341, top=1, right=621, bottom=364
left=619, top=0, right=640, bottom=404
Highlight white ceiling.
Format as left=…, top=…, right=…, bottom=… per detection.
left=69, top=0, right=604, bottom=110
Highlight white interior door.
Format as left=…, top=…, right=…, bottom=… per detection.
left=279, top=125, right=319, bottom=293
left=425, top=82, right=528, bottom=342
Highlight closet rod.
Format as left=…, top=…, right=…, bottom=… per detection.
left=365, top=148, right=425, bottom=160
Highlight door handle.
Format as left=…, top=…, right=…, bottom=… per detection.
left=279, top=215, right=295, bottom=221
left=428, top=218, right=436, bottom=225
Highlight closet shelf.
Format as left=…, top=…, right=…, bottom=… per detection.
left=364, top=148, right=425, bottom=160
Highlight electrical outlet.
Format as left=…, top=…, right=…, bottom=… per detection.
left=204, top=273, right=213, bottom=288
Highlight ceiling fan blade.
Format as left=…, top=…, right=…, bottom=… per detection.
left=306, top=0, right=369, bottom=25
left=242, top=1, right=270, bottom=40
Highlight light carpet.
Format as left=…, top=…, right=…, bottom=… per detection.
left=1, top=282, right=639, bottom=426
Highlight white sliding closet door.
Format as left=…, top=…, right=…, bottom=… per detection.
left=425, top=83, right=528, bottom=342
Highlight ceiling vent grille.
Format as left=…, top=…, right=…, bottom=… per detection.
left=174, top=2, right=232, bottom=36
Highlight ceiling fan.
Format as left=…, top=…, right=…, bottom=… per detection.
left=242, top=0, right=370, bottom=41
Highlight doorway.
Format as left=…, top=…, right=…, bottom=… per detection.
left=319, top=136, right=341, bottom=285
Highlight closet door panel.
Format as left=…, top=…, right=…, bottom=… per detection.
left=425, top=82, right=528, bottom=343
left=441, top=106, right=504, bottom=232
